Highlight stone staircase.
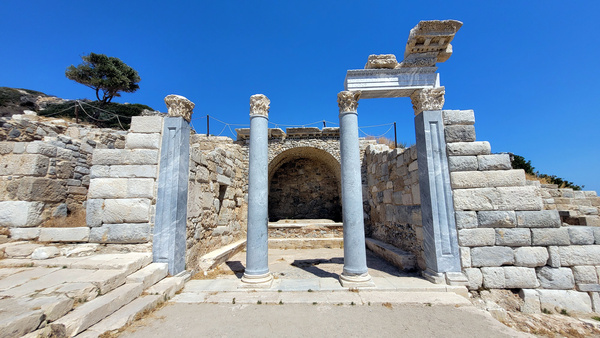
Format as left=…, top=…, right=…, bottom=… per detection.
left=0, top=242, right=186, bottom=337
left=268, top=219, right=344, bottom=249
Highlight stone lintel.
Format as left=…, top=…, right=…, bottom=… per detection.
left=344, top=67, right=439, bottom=99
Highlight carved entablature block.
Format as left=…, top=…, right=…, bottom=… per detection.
left=364, top=54, right=399, bottom=69
left=404, top=20, right=463, bottom=64
left=337, top=91, right=361, bottom=113
left=410, top=87, right=445, bottom=115
left=164, top=94, right=194, bottom=122
left=250, top=94, right=270, bottom=117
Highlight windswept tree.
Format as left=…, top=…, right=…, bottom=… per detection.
left=65, top=53, right=140, bottom=104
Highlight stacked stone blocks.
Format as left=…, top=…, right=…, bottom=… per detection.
left=444, top=109, right=600, bottom=312
left=364, top=144, right=423, bottom=269
left=86, top=116, right=163, bottom=243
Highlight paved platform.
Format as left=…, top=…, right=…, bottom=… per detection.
left=175, top=248, right=468, bottom=305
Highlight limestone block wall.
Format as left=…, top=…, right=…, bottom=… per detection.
left=186, top=134, right=248, bottom=269
left=540, top=184, right=600, bottom=226
left=446, top=109, right=600, bottom=312
left=86, top=116, right=163, bottom=244
left=363, top=143, right=424, bottom=269
left=0, top=114, right=127, bottom=242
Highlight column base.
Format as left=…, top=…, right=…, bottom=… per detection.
left=422, top=270, right=469, bottom=286
left=339, top=272, right=375, bottom=288
left=239, top=272, right=273, bottom=289
left=422, top=269, right=446, bottom=284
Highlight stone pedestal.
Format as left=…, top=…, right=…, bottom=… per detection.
left=414, top=104, right=462, bottom=281
left=153, top=115, right=190, bottom=275
left=241, top=94, right=273, bottom=287
left=337, top=91, right=374, bottom=288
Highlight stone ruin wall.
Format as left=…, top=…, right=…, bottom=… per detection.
left=186, top=134, right=248, bottom=270
left=363, top=144, right=424, bottom=269
left=0, top=114, right=130, bottom=243
left=445, top=109, right=600, bottom=312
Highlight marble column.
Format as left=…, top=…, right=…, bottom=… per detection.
left=411, top=87, right=465, bottom=285
left=153, top=95, right=193, bottom=275
left=337, top=91, right=374, bottom=287
left=241, top=94, right=273, bottom=287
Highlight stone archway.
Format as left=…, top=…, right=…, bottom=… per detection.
left=268, top=147, right=341, bottom=222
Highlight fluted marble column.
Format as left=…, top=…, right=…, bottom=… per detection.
left=411, top=87, right=465, bottom=285
left=337, top=91, right=374, bottom=287
left=241, top=94, right=272, bottom=287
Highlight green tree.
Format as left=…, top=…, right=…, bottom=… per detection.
left=65, top=53, right=140, bottom=105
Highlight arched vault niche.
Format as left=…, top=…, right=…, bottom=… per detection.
left=268, top=147, right=342, bottom=222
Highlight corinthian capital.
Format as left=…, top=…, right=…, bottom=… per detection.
left=410, top=87, right=445, bottom=115
left=165, top=94, right=194, bottom=122
left=250, top=94, right=270, bottom=117
left=337, top=91, right=361, bottom=113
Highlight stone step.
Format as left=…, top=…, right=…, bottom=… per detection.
left=198, top=239, right=246, bottom=273
left=78, top=275, right=187, bottom=337
left=268, top=238, right=343, bottom=249
left=53, top=282, right=145, bottom=336
left=126, top=263, right=168, bottom=289
left=365, top=238, right=417, bottom=271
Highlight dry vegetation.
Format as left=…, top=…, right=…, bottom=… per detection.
left=42, top=209, right=87, bottom=228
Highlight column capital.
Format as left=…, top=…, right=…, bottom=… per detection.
left=250, top=94, right=270, bottom=117
left=164, top=94, right=194, bottom=122
left=410, top=87, right=445, bottom=115
left=337, top=91, right=361, bottom=114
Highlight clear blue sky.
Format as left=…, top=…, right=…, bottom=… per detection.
left=2, top=1, right=599, bottom=192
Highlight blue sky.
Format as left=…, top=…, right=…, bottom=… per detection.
left=2, top=1, right=599, bottom=192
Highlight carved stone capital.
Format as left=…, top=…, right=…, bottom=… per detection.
left=337, top=91, right=361, bottom=113
left=164, top=95, right=194, bottom=122
left=410, top=87, right=445, bottom=115
left=250, top=94, right=270, bottom=117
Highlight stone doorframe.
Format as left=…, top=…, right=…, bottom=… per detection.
left=343, top=20, right=467, bottom=285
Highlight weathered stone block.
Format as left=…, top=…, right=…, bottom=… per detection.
left=88, top=178, right=154, bottom=199
left=39, top=227, right=90, bottom=242
left=481, top=267, right=504, bottom=288
left=125, top=133, right=161, bottom=149
left=26, top=141, right=57, bottom=157
left=0, top=154, right=49, bottom=176
left=471, top=246, right=514, bottom=267
left=89, top=223, right=150, bottom=243
left=531, top=228, right=570, bottom=246
left=567, top=227, right=595, bottom=245
left=548, top=246, right=561, bottom=268
left=464, top=268, right=482, bottom=290
left=516, top=210, right=560, bottom=228
left=536, top=267, right=575, bottom=289
left=478, top=211, right=516, bottom=228
left=444, top=125, right=476, bottom=143
left=86, top=199, right=104, bottom=227
left=17, top=178, right=67, bottom=202
left=102, top=199, right=151, bottom=224
left=519, top=289, right=541, bottom=314
left=504, top=267, right=540, bottom=288
left=572, top=266, right=598, bottom=284
left=447, top=141, right=490, bottom=156
left=130, top=116, right=163, bottom=133
left=495, top=228, right=531, bottom=246
left=477, top=154, right=512, bottom=171
left=460, top=247, right=471, bottom=268
left=0, top=201, right=44, bottom=227
left=9, top=227, right=40, bottom=240
left=513, top=247, right=548, bottom=267
left=453, top=186, right=543, bottom=211
left=458, top=228, right=495, bottom=247
left=0, top=142, right=14, bottom=154
left=92, top=149, right=158, bottom=166
left=559, top=246, right=600, bottom=266
left=448, top=156, right=478, bottom=172
left=455, top=211, right=477, bottom=229
left=442, top=110, right=475, bottom=125
left=537, top=290, right=592, bottom=313
left=451, top=170, right=525, bottom=189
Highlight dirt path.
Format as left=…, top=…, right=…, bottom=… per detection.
left=119, top=302, right=528, bottom=338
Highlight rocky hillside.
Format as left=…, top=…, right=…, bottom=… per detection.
left=0, top=87, right=68, bottom=117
